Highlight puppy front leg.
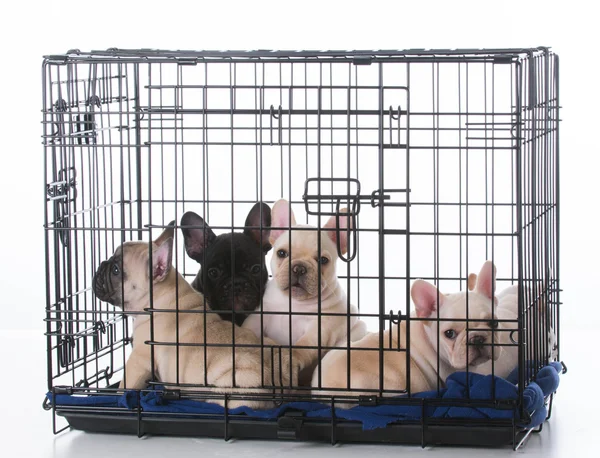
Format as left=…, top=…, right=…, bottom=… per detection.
left=294, top=314, right=347, bottom=367
left=292, top=336, right=318, bottom=374
left=293, top=320, right=337, bottom=386
left=119, top=345, right=152, bottom=390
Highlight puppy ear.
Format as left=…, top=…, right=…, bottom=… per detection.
left=244, top=202, right=272, bottom=252
left=155, top=221, right=175, bottom=247
left=411, top=279, right=445, bottom=318
left=467, top=273, right=477, bottom=291
left=269, top=199, right=296, bottom=245
left=475, top=261, right=496, bottom=299
left=180, top=212, right=216, bottom=263
left=152, top=237, right=173, bottom=283
left=323, top=208, right=352, bottom=255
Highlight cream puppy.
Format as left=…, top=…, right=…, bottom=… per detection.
left=311, top=261, right=501, bottom=405
left=243, top=199, right=367, bottom=384
left=93, top=225, right=298, bottom=409
left=471, top=278, right=558, bottom=378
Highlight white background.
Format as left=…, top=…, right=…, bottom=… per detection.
left=0, top=0, right=597, bottom=456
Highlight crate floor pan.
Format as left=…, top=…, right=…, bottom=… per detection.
left=58, top=409, right=527, bottom=447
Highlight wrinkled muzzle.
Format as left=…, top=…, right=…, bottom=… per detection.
left=276, top=260, right=322, bottom=298
left=93, top=260, right=121, bottom=306
left=466, top=332, right=502, bottom=366
left=215, top=278, right=262, bottom=312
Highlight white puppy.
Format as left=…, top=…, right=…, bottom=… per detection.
left=471, top=278, right=558, bottom=378
left=311, top=261, right=501, bottom=405
left=243, top=199, right=367, bottom=384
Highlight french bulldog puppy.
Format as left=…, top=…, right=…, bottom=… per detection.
left=92, top=224, right=297, bottom=409
left=311, top=261, right=501, bottom=405
left=243, top=199, right=367, bottom=385
left=470, top=276, right=558, bottom=378
left=180, top=202, right=272, bottom=326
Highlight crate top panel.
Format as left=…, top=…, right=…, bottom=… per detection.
left=43, top=47, right=554, bottom=65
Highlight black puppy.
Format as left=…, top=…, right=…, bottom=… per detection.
left=180, top=203, right=271, bottom=326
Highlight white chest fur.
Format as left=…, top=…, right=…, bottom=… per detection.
left=243, top=280, right=364, bottom=347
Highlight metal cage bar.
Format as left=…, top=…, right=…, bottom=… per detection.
left=42, top=47, right=560, bottom=448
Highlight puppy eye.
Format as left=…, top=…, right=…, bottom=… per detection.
left=277, top=249, right=288, bottom=258
left=318, top=256, right=329, bottom=265
left=111, top=264, right=120, bottom=276
left=250, top=264, right=262, bottom=274
left=444, top=329, right=457, bottom=340
left=207, top=268, right=220, bottom=279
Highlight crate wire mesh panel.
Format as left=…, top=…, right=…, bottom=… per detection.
left=43, top=48, right=560, bottom=448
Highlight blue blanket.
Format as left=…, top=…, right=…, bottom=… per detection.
left=46, top=362, right=563, bottom=431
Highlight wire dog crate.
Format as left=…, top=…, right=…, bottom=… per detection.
left=43, top=48, right=561, bottom=449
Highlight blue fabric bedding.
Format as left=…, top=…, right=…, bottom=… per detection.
left=46, top=361, right=563, bottom=431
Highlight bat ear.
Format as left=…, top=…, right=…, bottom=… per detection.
left=152, top=236, right=173, bottom=283
left=244, top=202, right=272, bottom=252
left=155, top=221, right=175, bottom=246
left=269, top=199, right=296, bottom=245
left=180, top=212, right=216, bottom=262
left=323, top=208, right=352, bottom=255
left=468, top=273, right=477, bottom=291
left=411, top=280, right=444, bottom=318
left=475, top=261, right=496, bottom=299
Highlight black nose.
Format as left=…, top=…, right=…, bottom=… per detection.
left=233, top=282, right=251, bottom=294
left=225, top=280, right=251, bottom=294
left=292, top=264, right=307, bottom=276
left=93, top=261, right=108, bottom=294
left=470, top=335, right=485, bottom=347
